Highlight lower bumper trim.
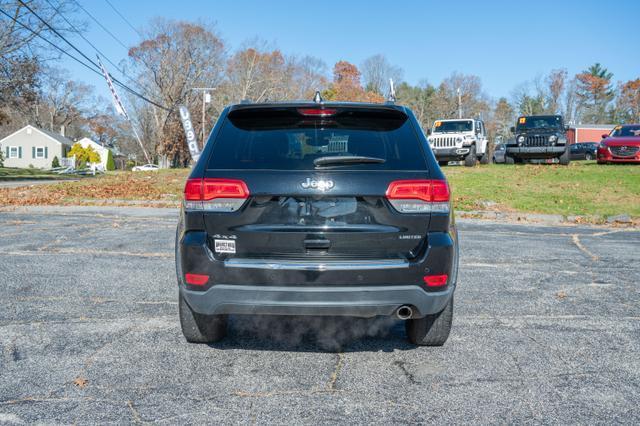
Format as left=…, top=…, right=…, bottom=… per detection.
left=182, top=284, right=454, bottom=318
left=224, top=258, right=409, bottom=271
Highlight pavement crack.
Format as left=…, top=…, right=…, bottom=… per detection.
left=326, top=352, right=344, bottom=391
left=127, top=400, right=146, bottom=425
left=393, top=360, right=418, bottom=384
left=571, top=234, right=599, bottom=261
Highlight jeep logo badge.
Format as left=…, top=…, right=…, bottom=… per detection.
left=301, top=177, right=334, bottom=191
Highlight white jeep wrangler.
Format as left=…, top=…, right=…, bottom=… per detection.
left=428, top=119, right=490, bottom=167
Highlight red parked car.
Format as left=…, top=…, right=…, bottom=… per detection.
left=598, top=124, right=640, bottom=164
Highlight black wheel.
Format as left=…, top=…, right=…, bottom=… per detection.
left=479, top=151, right=490, bottom=164
left=464, top=145, right=477, bottom=167
left=176, top=216, right=227, bottom=343
left=505, top=154, right=515, bottom=165
left=406, top=296, right=453, bottom=346
left=559, top=147, right=571, bottom=166
left=179, top=292, right=227, bottom=343
left=438, top=161, right=448, bottom=167
left=585, top=153, right=593, bottom=161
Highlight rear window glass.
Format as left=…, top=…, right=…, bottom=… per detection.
left=207, top=108, right=427, bottom=170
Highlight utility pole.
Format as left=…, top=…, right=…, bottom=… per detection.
left=191, top=87, right=216, bottom=143
left=457, top=87, right=462, bottom=119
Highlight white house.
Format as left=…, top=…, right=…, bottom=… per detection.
left=76, top=137, right=111, bottom=170
left=0, top=125, right=72, bottom=169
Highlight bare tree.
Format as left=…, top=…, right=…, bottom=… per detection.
left=127, top=19, right=226, bottom=166
left=360, top=54, right=403, bottom=95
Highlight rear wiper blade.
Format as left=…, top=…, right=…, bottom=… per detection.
left=313, top=156, right=386, bottom=167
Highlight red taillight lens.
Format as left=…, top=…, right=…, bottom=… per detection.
left=202, top=179, right=249, bottom=200
left=386, top=180, right=450, bottom=213
left=423, top=274, right=448, bottom=287
left=297, top=108, right=337, bottom=117
left=185, top=273, right=209, bottom=286
left=184, top=178, right=203, bottom=201
left=183, top=178, right=249, bottom=211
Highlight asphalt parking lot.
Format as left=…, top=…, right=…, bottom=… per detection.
left=1, top=206, right=639, bottom=424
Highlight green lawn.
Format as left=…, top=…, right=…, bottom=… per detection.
left=0, top=167, right=74, bottom=180
left=2, top=163, right=639, bottom=221
left=444, top=161, right=640, bottom=219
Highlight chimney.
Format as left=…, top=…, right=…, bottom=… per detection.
left=60, top=125, right=65, bottom=137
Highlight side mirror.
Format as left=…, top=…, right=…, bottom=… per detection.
left=426, top=129, right=432, bottom=136
left=510, top=126, right=515, bottom=134
left=564, top=125, right=570, bottom=131
left=601, top=134, right=608, bottom=139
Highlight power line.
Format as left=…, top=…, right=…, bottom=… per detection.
left=69, top=0, right=129, bottom=51
left=0, top=8, right=106, bottom=79
left=43, top=0, right=124, bottom=75
left=15, top=0, right=170, bottom=111
left=43, top=0, right=155, bottom=98
left=103, top=0, right=143, bottom=40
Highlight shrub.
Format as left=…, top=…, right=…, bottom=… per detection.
left=0, top=148, right=4, bottom=167
left=125, top=160, right=136, bottom=170
left=51, top=156, right=60, bottom=168
left=68, top=143, right=101, bottom=168
left=106, top=149, right=115, bottom=171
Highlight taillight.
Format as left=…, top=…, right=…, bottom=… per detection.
left=184, top=178, right=249, bottom=212
left=297, top=108, right=337, bottom=117
left=423, top=274, right=448, bottom=287
left=386, top=179, right=450, bottom=213
left=185, top=273, right=209, bottom=286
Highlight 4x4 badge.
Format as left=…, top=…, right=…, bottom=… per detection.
left=301, top=177, right=334, bottom=191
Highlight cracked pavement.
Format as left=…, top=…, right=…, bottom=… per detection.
left=0, top=206, right=639, bottom=424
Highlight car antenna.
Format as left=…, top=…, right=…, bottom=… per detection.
left=313, top=90, right=323, bottom=104
left=386, top=78, right=396, bottom=104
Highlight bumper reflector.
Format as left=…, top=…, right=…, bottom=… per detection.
left=185, top=273, right=209, bottom=286
left=423, top=274, right=448, bottom=287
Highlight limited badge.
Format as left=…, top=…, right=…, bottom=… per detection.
left=214, top=239, right=236, bottom=254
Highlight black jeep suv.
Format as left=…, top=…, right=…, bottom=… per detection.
left=507, top=115, right=570, bottom=165
left=176, top=101, right=458, bottom=346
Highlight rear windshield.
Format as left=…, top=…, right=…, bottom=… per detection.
left=207, top=108, right=427, bottom=170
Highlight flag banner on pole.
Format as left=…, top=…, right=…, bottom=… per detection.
left=97, top=55, right=129, bottom=120
left=179, top=105, right=201, bottom=162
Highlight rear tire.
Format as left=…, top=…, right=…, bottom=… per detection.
left=479, top=151, right=490, bottom=164
left=179, top=292, right=227, bottom=343
left=585, top=152, right=593, bottom=161
left=505, top=154, right=515, bottom=165
left=438, top=160, right=448, bottom=167
left=559, top=147, right=571, bottom=166
left=464, top=145, right=477, bottom=167
left=406, top=296, right=453, bottom=346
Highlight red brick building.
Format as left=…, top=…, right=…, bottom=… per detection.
left=566, top=124, right=616, bottom=144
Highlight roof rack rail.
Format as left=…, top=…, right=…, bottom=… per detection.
left=240, top=99, right=252, bottom=104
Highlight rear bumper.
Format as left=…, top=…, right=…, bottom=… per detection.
left=433, top=147, right=470, bottom=160
left=181, top=284, right=454, bottom=318
left=178, top=229, right=457, bottom=318
left=506, top=146, right=566, bottom=158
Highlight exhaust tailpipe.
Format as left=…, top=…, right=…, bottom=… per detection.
left=396, top=305, right=413, bottom=320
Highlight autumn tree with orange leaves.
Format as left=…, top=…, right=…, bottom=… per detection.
left=616, top=79, right=640, bottom=123
left=322, top=61, right=384, bottom=103
left=575, top=63, right=614, bottom=123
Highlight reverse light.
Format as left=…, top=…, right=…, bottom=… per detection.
left=184, top=178, right=249, bottom=212
left=386, top=179, right=450, bottom=214
left=185, top=273, right=209, bottom=286
left=423, top=274, right=448, bottom=287
left=297, top=108, right=337, bottom=117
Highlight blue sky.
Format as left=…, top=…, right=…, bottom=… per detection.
left=64, top=0, right=640, bottom=102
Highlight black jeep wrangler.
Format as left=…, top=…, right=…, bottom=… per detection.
left=506, top=115, right=570, bottom=165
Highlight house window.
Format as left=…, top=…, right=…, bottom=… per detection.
left=35, top=147, right=45, bottom=158
left=9, top=147, right=19, bottom=158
